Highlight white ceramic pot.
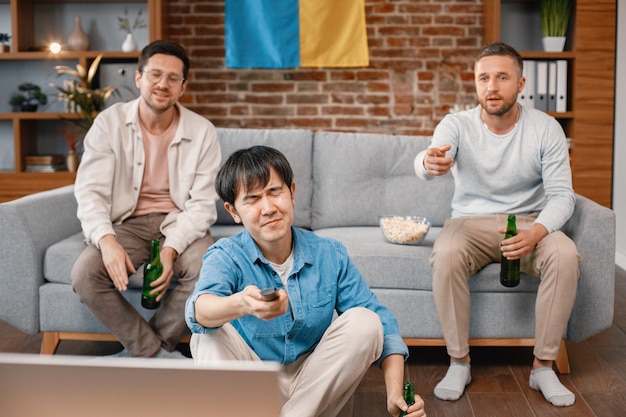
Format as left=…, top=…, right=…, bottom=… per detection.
left=122, top=33, right=137, bottom=52
left=542, top=36, right=566, bottom=52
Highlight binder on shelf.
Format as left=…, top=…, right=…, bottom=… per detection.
left=556, top=60, right=568, bottom=112
left=535, top=61, right=548, bottom=111
left=519, top=60, right=536, bottom=108
left=548, top=61, right=557, bottom=112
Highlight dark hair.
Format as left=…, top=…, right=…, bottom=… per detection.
left=476, top=41, right=523, bottom=77
left=216, top=146, right=294, bottom=205
left=138, top=40, right=190, bottom=80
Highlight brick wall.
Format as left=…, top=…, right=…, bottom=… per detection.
left=164, top=0, right=483, bottom=135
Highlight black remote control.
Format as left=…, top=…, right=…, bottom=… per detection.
left=260, top=287, right=278, bottom=301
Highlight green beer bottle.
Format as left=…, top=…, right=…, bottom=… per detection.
left=399, top=381, right=415, bottom=417
left=500, top=214, right=520, bottom=287
left=142, top=239, right=162, bottom=309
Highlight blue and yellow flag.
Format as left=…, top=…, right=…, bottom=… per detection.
left=225, top=0, right=369, bottom=69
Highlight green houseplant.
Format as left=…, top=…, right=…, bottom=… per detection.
left=0, top=33, right=10, bottom=53
left=540, top=0, right=570, bottom=51
left=9, top=83, right=48, bottom=112
left=49, top=54, right=119, bottom=133
left=118, top=8, right=147, bottom=52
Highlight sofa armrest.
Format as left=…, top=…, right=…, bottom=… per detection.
left=562, top=193, right=616, bottom=342
left=0, top=185, right=81, bottom=334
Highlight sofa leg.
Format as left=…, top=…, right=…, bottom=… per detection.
left=39, top=332, right=192, bottom=355
left=40, top=332, right=61, bottom=355
left=402, top=337, right=571, bottom=375
left=554, top=339, right=570, bottom=374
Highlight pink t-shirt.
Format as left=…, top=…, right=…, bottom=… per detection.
left=132, top=111, right=179, bottom=217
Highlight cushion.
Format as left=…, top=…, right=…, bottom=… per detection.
left=44, top=233, right=161, bottom=289
left=311, top=131, right=455, bottom=230
left=215, top=128, right=314, bottom=229
left=314, top=226, right=540, bottom=293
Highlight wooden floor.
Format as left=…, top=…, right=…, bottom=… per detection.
left=1, top=267, right=625, bottom=417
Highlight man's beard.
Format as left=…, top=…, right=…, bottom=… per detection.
left=480, top=97, right=517, bottom=116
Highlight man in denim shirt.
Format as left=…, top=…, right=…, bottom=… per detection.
left=186, top=146, right=425, bottom=417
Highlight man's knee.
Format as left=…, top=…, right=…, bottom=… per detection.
left=539, top=232, right=581, bottom=275
left=176, top=234, right=213, bottom=279
left=339, top=308, right=383, bottom=346
left=70, top=246, right=106, bottom=297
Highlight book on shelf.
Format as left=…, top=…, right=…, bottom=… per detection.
left=24, top=155, right=67, bottom=172
left=24, top=155, right=66, bottom=165
left=535, top=61, right=548, bottom=111
left=24, top=164, right=67, bottom=173
left=548, top=61, right=557, bottom=112
left=520, top=59, right=568, bottom=113
left=555, top=60, right=568, bottom=113
left=518, top=60, right=536, bottom=108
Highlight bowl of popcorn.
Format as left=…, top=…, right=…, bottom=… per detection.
left=379, top=215, right=431, bottom=245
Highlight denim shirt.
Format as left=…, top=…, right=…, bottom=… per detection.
left=185, top=227, right=408, bottom=366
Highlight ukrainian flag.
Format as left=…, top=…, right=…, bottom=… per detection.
left=225, top=0, right=369, bottom=69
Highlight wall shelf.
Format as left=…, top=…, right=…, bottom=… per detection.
left=0, top=0, right=162, bottom=202
left=483, top=0, right=616, bottom=208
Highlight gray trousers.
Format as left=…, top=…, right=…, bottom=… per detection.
left=71, top=213, right=213, bottom=357
left=191, top=307, right=384, bottom=417
left=431, top=214, right=581, bottom=361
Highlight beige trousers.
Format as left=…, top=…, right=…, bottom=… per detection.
left=191, top=307, right=384, bottom=417
left=431, top=215, right=581, bottom=361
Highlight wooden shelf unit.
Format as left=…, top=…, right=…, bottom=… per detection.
left=483, top=0, right=616, bottom=208
left=0, top=0, right=163, bottom=203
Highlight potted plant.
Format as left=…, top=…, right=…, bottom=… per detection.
left=541, top=0, right=571, bottom=52
left=49, top=54, right=119, bottom=133
left=118, top=8, right=147, bottom=52
left=9, top=82, right=48, bottom=112
left=0, top=33, right=10, bottom=53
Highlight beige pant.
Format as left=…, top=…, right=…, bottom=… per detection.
left=191, top=307, right=384, bottom=417
left=431, top=215, right=581, bottom=360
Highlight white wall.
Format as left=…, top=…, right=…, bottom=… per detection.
left=614, top=5, right=626, bottom=269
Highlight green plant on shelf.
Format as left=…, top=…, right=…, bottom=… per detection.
left=118, top=8, right=147, bottom=34
left=0, top=33, right=10, bottom=45
left=49, top=54, right=119, bottom=133
left=1, top=33, right=11, bottom=53
left=9, top=83, right=48, bottom=112
left=541, top=0, right=571, bottom=37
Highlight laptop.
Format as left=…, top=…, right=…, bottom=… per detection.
left=0, top=353, right=284, bottom=417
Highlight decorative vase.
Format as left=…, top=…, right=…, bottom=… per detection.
left=542, top=36, right=566, bottom=52
left=122, top=33, right=137, bottom=52
left=0, top=45, right=9, bottom=53
left=66, top=150, right=79, bottom=173
left=68, top=16, right=89, bottom=51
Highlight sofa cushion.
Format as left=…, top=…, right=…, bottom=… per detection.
left=44, top=233, right=158, bottom=289
left=314, top=226, right=540, bottom=293
left=216, top=128, right=313, bottom=229
left=311, top=131, right=454, bottom=229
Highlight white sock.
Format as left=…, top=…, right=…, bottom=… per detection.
left=529, top=367, right=575, bottom=407
left=434, top=362, right=471, bottom=401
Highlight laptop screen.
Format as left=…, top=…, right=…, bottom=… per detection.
left=0, top=353, right=284, bottom=417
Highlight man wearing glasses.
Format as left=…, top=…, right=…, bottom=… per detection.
left=71, top=40, right=221, bottom=358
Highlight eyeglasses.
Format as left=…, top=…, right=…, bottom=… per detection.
left=142, top=69, right=186, bottom=86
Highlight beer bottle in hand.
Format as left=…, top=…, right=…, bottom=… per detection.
left=142, top=239, right=162, bottom=309
left=399, top=382, right=415, bottom=417
left=500, top=214, right=520, bottom=287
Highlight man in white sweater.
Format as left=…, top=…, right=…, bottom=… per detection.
left=414, top=42, right=580, bottom=407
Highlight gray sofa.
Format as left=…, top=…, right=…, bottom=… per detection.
left=0, top=128, right=615, bottom=372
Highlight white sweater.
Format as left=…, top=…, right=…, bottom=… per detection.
left=414, top=105, right=574, bottom=233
